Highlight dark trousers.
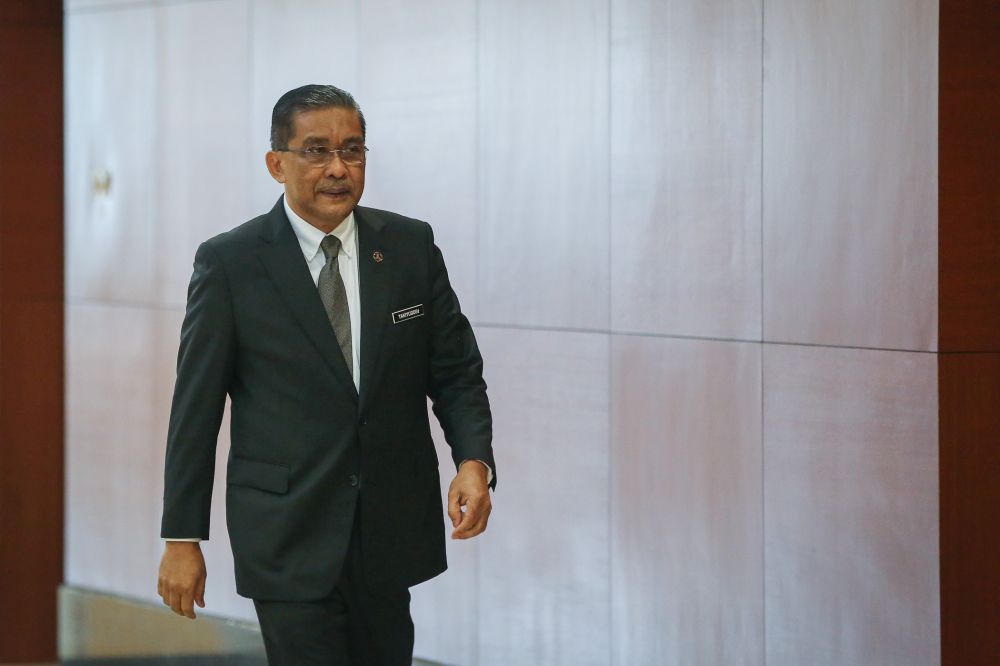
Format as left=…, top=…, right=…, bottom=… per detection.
left=252, top=507, right=414, bottom=666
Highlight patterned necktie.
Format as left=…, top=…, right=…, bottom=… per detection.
left=318, top=235, right=352, bottom=372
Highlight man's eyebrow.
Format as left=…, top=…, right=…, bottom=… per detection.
left=295, top=136, right=363, bottom=148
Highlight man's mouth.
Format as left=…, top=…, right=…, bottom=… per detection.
left=317, top=180, right=351, bottom=195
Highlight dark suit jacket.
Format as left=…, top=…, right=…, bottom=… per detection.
left=160, top=196, right=495, bottom=600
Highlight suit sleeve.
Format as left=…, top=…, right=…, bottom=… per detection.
left=425, top=225, right=496, bottom=489
left=160, top=241, right=237, bottom=539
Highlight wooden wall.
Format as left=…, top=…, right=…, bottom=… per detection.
left=0, top=1, right=64, bottom=661
left=939, top=1, right=1000, bottom=664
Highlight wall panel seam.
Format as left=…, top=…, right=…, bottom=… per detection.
left=760, top=1, right=767, bottom=663
left=606, top=0, right=614, bottom=662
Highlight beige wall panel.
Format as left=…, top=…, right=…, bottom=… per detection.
left=478, top=1, right=610, bottom=329
left=65, top=8, right=157, bottom=304
left=65, top=304, right=162, bottom=596
left=410, top=417, right=480, bottom=666
left=66, top=304, right=255, bottom=621
left=611, top=0, right=762, bottom=340
left=356, top=0, right=479, bottom=317
left=154, top=0, right=253, bottom=308
left=248, top=0, right=360, bottom=216
left=611, top=335, right=763, bottom=666
left=476, top=328, right=610, bottom=665
left=763, top=345, right=939, bottom=665
left=763, top=0, right=938, bottom=351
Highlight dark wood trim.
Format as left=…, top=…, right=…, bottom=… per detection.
left=939, top=353, right=1000, bottom=666
left=0, top=1, right=64, bottom=661
left=939, top=3, right=1000, bottom=663
left=939, top=0, right=1000, bottom=352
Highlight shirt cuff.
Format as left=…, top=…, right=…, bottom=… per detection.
left=461, top=459, right=494, bottom=485
left=164, top=537, right=202, bottom=542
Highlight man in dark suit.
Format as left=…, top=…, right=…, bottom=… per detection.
left=156, top=84, right=495, bottom=665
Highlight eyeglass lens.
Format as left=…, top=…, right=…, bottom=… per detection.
left=303, top=147, right=366, bottom=166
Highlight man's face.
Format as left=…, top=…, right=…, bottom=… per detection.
left=265, top=106, right=366, bottom=232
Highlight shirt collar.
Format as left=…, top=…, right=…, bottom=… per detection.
left=283, top=196, right=356, bottom=263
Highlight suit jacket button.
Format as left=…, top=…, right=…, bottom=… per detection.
left=349, top=474, right=359, bottom=487
left=359, top=418, right=367, bottom=427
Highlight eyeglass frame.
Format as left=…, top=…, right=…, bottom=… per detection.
left=274, top=144, right=370, bottom=166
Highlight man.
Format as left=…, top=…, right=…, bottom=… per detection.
left=157, top=84, right=495, bottom=665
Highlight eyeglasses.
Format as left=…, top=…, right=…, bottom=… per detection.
left=277, top=145, right=369, bottom=166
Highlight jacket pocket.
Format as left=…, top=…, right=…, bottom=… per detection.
left=227, top=457, right=289, bottom=494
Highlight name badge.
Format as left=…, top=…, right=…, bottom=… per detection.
left=392, top=304, right=425, bottom=324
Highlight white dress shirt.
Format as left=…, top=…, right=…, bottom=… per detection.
left=284, top=198, right=361, bottom=390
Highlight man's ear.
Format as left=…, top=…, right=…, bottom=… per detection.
left=265, top=151, right=286, bottom=184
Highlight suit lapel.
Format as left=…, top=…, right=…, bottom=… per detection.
left=355, top=207, right=391, bottom=411
left=256, top=197, right=358, bottom=401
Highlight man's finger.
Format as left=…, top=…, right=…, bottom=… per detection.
left=452, top=496, right=491, bottom=538
left=450, top=503, right=470, bottom=536
left=181, top=591, right=196, bottom=619
left=473, top=501, right=491, bottom=532
left=169, top=591, right=183, bottom=616
left=195, top=576, right=206, bottom=608
left=451, top=497, right=482, bottom=538
left=447, top=487, right=462, bottom=527
left=459, top=501, right=478, bottom=525
left=453, top=518, right=482, bottom=538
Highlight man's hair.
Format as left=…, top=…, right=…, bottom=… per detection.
left=270, top=84, right=366, bottom=150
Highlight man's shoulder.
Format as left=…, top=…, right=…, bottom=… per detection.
left=356, top=205, right=432, bottom=237
left=200, top=210, right=274, bottom=254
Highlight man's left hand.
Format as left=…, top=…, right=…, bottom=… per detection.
left=448, top=460, right=492, bottom=539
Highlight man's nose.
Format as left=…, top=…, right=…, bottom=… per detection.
left=324, top=154, right=348, bottom=178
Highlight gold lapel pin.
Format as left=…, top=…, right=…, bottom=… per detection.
left=372, top=250, right=384, bottom=263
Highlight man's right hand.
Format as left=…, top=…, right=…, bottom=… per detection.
left=157, top=541, right=207, bottom=619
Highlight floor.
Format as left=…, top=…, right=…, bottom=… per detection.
left=2, top=656, right=265, bottom=665
left=61, top=659, right=266, bottom=665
